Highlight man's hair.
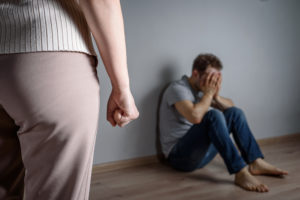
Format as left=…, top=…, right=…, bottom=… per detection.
left=192, top=53, right=223, bottom=73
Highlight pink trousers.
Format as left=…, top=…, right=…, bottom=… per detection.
left=0, top=52, right=100, bottom=200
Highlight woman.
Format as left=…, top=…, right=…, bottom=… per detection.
left=0, top=0, right=139, bottom=199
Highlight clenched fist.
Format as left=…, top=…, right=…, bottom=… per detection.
left=107, top=88, right=139, bottom=127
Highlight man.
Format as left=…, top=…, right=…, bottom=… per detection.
left=159, top=53, right=288, bottom=192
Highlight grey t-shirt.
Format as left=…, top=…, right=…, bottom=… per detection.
left=159, top=75, right=213, bottom=158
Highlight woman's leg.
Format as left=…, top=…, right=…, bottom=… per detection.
left=0, top=105, right=24, bottom=200
left=0, top=52, right=100, bottom=200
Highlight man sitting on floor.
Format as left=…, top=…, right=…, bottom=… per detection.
left=158, top=53, right=288, bottom=192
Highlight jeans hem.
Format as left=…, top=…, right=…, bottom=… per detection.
left=247, top=154, right=265, bottom=164
left=228, top=162, right=247, bottom=175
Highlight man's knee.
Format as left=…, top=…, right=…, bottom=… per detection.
left=206, top=109, right=225, bottom=122
left=224, top=106, right=245, bottom=118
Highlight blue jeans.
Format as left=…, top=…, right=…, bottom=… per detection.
left=167, top=107, right=264, bottom=174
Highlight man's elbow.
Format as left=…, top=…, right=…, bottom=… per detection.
left=191, top=118, right=202, bottom=124
left=188, top=115, right=203, bottom=124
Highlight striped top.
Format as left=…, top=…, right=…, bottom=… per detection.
left=0, top=0, right=98, bottom=65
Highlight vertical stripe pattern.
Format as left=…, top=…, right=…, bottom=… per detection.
left=0, top=0, right=96, bottom=59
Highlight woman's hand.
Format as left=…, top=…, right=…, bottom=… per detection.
left=107, top=88, right=139, bottom=127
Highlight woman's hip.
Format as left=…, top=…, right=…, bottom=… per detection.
left=0, top=51, right=100, bottom=133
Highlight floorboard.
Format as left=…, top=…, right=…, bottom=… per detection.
left=90, top=134, right=300, bottom=200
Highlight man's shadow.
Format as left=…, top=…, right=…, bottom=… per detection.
left=154, top=65, right=177, bottom=164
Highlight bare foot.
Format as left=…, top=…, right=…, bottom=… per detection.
left=234, top=166, right=269, bottom=192
left=249, top=158, right=288, bottom=176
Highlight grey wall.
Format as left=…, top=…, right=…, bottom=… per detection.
left=92, top=0, right=300, bottom=164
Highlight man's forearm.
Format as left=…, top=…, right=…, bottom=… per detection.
left=192, top=93, right=214, bottom=123
left=213, top=96, right=234, bottom=111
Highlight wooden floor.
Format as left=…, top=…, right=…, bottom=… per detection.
left=90, top=134, right=300, bottom=200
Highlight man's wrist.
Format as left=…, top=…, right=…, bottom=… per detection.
left=203, top=92, right=214, bottom=100
left=214, top=95, right=220, bottom=102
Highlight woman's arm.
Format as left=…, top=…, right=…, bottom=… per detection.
left=79, top=0, right=128, bottom=90
left=79, top=0, right=139, bottom=127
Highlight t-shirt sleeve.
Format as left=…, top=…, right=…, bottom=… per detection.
left=166, top=84, right=194, bottom=107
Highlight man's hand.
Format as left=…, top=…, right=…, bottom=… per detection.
left=200, top=72, right=220, bottom=97
left=213, top=73, right=222, bottom=100
left=107, top=88, right=139, bottom=127
left=205, top=72, right=235, bottom=111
